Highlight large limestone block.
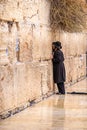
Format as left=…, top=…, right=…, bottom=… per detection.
left=19, top=23, right=41, bottom=62
left=19, top=24, right=33, bottom=62
left=0, top=65, right=14, bottom=113
left=31, top=25, right=42, bottom=61
left=7, top=23, right=19, bottom=63
left=47, top=61, right=53, bottom=92
left=0, top=21, right=19, bottom=64
left=71, top=57, right=79, bottom=81
left=14, top=62, right=42, bottom=105
left=65, top=55, right=86, bottom=84
left=25, top=62, right=42, bottom=101
left=77, top=54, right=86, bottom=78
left=40, top=27, right=52, bottom=60
left=39, top=61, right=49, bottom=95
left=39, top=0, right=50, bottom=25
left=20, top=31, right=52, bottom=62
left=0, top=21, right=9, bottom=64
left=0, top=0, right=22, bottom=21
left=22, top=0, right=40, bottom=24
left=19, top=23, right=52, bottom=62
left=65, top=57, right=73, bottom=83
left=59, top=32, right=87, bottom=57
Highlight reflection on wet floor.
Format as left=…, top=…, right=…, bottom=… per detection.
left=0, top=78, right=87, bottom=130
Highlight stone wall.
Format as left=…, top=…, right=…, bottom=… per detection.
left=55, top=32, right=87, bottom=85
left=0, top=0, right=53, bottom=117
left=0, top=0, right=87, bottom=118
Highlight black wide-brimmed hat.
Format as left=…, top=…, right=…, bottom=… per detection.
left=53, top=41, right=62, bottom=49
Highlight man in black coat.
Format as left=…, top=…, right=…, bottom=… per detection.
left=52, top=41, right=66, bottom=94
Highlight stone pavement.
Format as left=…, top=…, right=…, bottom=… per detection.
left=0, top=78, right=87, bottom=130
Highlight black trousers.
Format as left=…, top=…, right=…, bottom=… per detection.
left=57, top=82, right=65, bottom=94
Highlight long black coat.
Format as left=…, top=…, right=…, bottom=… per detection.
left=52, top=49, right=66, bottom=83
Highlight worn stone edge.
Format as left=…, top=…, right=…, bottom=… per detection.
left=65, top=76, right=86, bottom=88
left=0, top=76, right=86, bottom=120
left=0, top=91, right=54, bottom=120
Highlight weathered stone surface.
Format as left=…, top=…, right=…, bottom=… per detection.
left=0, top=65, right=14, bottom=113
left=0, top=0, right=87, bottom=117
left=0, top=112, right=11, bottom=119
left=14, top=62, right=42, bottom=105
left=55, top=32, right=87, bottom=84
